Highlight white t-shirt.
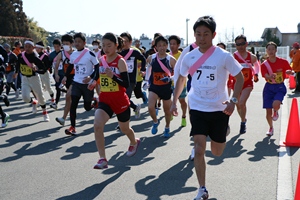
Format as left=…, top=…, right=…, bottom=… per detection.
left=180, top=46, right=242, bottom=112
left=70, top=49, right=99, bottom=84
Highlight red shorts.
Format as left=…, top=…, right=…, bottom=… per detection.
left=99, top=92, right=130, bottom=114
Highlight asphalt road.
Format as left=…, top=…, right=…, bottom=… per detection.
left=0, top=77, right=299, bottom=200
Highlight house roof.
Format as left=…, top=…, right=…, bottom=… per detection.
left=261, top=27, right=280, bottom=38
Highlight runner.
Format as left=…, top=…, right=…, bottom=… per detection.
left=61, top=32, right=99, bottom=135
left=143, top=35, right=176, bottom=138
left=3, top=43, right=18, bottom=98
left=15, top=39, right=50, bottom=121
left=35, top=41, right=56, bottom=109
left=92, top=39, right=102, bottom=96
left=54, top=34, right=74, bottom=126
left=233, top=34, right=260, bottom=134
left=171, top=16, right=244, bottom=200
left=168, top=35, right=187, bottom=126
left=0, top=44, right=10, bottom=127
left=48, top=38, right=62, bottom=108
left=260, top=41, right=293, bottom=136
left=119, top=32, right=146, bottom=119
left=93, top=32, right=140, bottom=169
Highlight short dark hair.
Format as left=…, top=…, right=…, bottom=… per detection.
left=61, top=34, right=74, bottom=43
left=168, top=35, right=181, bottom=45
left=217, top=42, right=226, bottom=49
left=73, top=32, right=86, bottom=42
left=92, top=39, right=100, bottom=45
left=14, top=41, right=21, bottom=47
left=235, top=34, right=247, bottom=42
left=154, top=33, right=162, bottom=38
left=154, top=36, right=168, bottom=46
left=53, top=38, right=62, bottom=46
left=120, top=32, right=132, bottom=42
left=266, top=41, right=277, bottom=49
left=193, top=16, right=216, bottom=33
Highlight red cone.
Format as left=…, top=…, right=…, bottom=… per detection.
left=283, top=98, right=300, bottom=147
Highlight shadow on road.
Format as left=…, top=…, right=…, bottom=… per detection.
left=135, top=159, right=196, bottom=200
left=56, top=166, right=131, bottom=200
left=206, top=134, right=247, bottom=165
left=247, top=137, right=279, bottom=161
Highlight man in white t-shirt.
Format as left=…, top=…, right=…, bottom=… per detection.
left=171, top=16, right=244, bottom=200
left=62, top=32, right=99, bottom=135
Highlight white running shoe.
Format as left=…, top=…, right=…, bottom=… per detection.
left=43, top=113, right=50, bottom=122
left=55, top=117, right=65, bottom=126
left=32, top=100, right=38, bottom=114
left=135, top=104, right=141, bottom=119
left=190, top=147, right=195, bottom=161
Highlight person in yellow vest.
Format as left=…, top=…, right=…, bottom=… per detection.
left=168, top=35, right=187, bottom=127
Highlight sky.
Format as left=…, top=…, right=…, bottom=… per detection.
left=23, top=0, right=300, bottom=45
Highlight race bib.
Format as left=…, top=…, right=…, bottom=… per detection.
left=75, top=64, right=87, bottom=75
left=268, top=72, right=283, bottom=84
left=241, top=68, right=250, bottom=81
left=100, top=74, right=119, bottom=92
left=20, top=64, right=33, bottom=76
left=193, top=69, right=217, bottom=88
left=153, top=72, right=169, bottom=85
left=126, top=59, right=134, bottom=73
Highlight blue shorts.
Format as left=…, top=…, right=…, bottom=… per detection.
left=263, top=82, right=286, bottom=109
left=172, top=86, right=187, bottom=99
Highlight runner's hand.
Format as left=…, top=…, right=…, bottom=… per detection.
left=105, top=68, right=113, bottom=78
left=160, top=76, right=171, bottom=83
left=142, top=80, right=149, bottom=90
left=222, top=100, right=235, bottom=116
left=254, top=74, right=259, bottom=82
left=170, top=103, right=178, bottom=116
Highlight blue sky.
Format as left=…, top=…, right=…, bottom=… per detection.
left=23, top=0, right=300, bottom=44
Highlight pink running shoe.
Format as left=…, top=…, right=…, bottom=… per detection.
left=272, top=110, right=279, bottom=121
left=126, top=138, right=140, bottom=157
left=266, top=127, right=274, bottom=137
left=94, top=158, right=108, bottom=169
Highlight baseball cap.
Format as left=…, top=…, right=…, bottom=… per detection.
left=293, top=42, right=300, bottom=48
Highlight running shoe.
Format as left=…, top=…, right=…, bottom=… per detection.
left=93, top=158, right=108, bottom=169
left=181, top=117, right=187, bottom=127
left=126, top=138, right=140, bottom=157
left=3, top=94, right=10, bottom=107
left=151, top=121, right=159, bottom=135
left=239, top=120, right=247, bottom=134
left=135, top=104, right=141, bottom=119
left=163, top=127, right=170, bottom=138
left=32, top=99, right=38, bottom=114
left=1, top=113, right=10, bottom=128
left=55, top=117, right=65, bottom=126
left=43, top=111, right=50, bottom=122
left=272, top=110, right=279, bottom=121
left=91, top=97, right=98, bottom=110
left=142, top=91, right=148, bottom=105
left=194, top=186, right=209, bottom=200
left=65, top=126, right=76, bottom=135
left=190, top=147, right=195, bottom=161
left=266, top=127, right=274, bottom=137
left=50, top=102, right=57, bottom=110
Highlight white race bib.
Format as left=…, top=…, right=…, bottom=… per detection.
left=126, top=59, right=134, bottom=73
left=75, top=64, right=87, bottom=75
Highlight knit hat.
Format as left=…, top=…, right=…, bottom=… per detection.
left=35, top=41, right=45, bottom=48
left=3, top=43, right=10, bottom=48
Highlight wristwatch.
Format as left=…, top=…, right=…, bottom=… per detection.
left=230, top=97, right=238, bottom=104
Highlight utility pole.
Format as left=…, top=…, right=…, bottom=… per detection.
left=186, top=18, right=190, bottom=46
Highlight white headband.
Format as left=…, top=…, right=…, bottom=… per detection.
left=35, top=44, right=44, bottom=48
left=24, top=41, right=34, bottom=46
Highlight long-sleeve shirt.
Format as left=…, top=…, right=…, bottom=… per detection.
left=292, top=49, right=300, bottom=72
